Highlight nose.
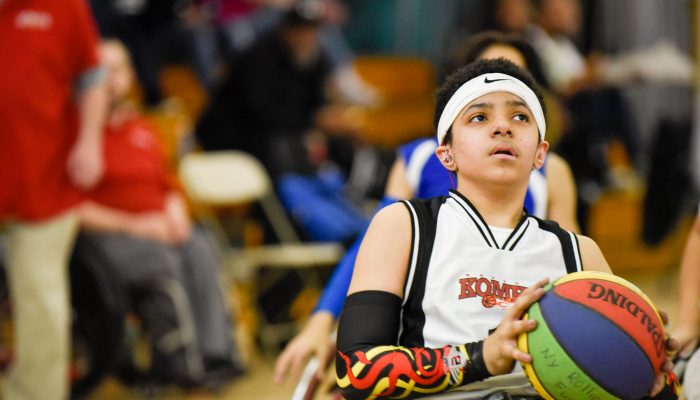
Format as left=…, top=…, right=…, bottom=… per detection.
left=491, top=116, right=513, bottom=137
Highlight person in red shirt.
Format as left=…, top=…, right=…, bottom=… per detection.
left=77, top=39, right=243, bottom=387
left=0, top=0, right=106, bottom=398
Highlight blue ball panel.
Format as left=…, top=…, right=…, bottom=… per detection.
left=539, top=291, right=655, bottom=400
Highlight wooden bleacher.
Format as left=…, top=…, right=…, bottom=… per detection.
left=351, top=56, right=436, bottom=149
left=589, top=190, right=691, bottom=273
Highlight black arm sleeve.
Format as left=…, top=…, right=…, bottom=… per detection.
left=336, top=290, right=491, bottom=400
left=337, top=290, right=402, bottom=351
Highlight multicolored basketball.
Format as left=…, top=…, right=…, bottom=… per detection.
left=517, top=271, right=666, bottom=400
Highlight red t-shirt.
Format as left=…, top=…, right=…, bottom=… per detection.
left=0, top=0, right=100, bottom=221
left=88, top=115, right=178, bottom=213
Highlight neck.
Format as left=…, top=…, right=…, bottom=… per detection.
left=456, top=179, right=526, bottom=228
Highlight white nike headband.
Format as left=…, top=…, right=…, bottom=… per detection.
left=436, top=72, right=546, bottom=145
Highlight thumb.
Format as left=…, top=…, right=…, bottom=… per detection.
left=315, top=342, right=332, bottom=379
left=273, top=350, right=291, bottom=384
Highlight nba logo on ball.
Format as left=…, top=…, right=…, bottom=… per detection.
left=518, top=271, right=666, bottom=400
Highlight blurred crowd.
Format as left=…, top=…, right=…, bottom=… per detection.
left=0, top=0, right=697, bottom=398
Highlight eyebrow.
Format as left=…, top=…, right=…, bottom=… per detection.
left=460, top=99, right=531, bottom=119
left=460, top=102, right=492, bottom=118
left=507, top=100, right=529, bottom=109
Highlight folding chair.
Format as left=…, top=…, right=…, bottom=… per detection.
left=178, top=150, right=344, bottom=354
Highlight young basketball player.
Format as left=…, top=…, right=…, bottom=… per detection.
left=334, top=58, right=675, bottom=399
left=274, top=33, right=580, bottom=387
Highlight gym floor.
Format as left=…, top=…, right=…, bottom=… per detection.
left=92, top=354, right=296, bottom=399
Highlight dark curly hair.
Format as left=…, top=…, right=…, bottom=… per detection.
left=434, top=58, right=546, bottom=144
left=445, top=30, right=551, bottom=89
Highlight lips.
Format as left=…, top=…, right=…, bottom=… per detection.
left=490, top=142, right=517, bottom=158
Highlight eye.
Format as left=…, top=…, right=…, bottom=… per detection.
left=513, top=113, right=529, bottom=122
left=469, top=114, right=486, bottom=123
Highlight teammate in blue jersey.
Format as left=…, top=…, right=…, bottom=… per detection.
left=392, top=136, right=576, bottom=222
left=274, top=32, right=578, bottom=386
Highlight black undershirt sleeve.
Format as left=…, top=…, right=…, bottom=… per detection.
left=336, top=290, right=491, bottom=400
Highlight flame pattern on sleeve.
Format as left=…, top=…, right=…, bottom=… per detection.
left=335, top=344, right=469, bottom=400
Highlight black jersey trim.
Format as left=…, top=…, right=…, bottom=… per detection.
left=507, top=219, right=530, bottom=251
left=535, top=217, right=580, bottom=273
left=570, top=231, right=583, bottom=272
left=448, top=190, right=496, bottom=248
left=449, top=190, right=530, bottom=250
left=400, top=200, right=420, bottom=307
left=502, top=216, right=530, bottom=250
left=399, top=198, right=442, bottom=347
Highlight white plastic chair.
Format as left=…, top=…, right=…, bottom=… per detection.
left=179, top=150, right=344, bottom=353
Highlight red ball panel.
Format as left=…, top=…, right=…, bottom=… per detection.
left=552, top=278, right=665, bottom=370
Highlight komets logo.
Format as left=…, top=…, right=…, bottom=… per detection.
left=458, top=276, right=527, bottom=309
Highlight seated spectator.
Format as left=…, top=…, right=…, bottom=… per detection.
left=526, top=0, right=641, bottom=232
left=183, top=0, right=289, bottom=91
left=77, top=39, right=243, bottom=388
left=484, top=0, right=533, bottom=37
left=89, top=0, right=195, bottom=108
left=195, top=1, right=368, bottom=244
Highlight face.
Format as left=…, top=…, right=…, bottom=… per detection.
left=440, top=92, right=548, bottom=186
left=282, top=25, right=321, bottom=66
left=540, top=0, right=581, bottom=36
left=495, top=0, right=531, bottom=33
left=100, top=42, right=133, bottom=103
left=478, top=44, right=527, bottom=69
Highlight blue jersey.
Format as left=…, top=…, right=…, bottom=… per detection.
left=400, top=137, right=548, bottom=217
left=315, top=137, right=550, bottom=317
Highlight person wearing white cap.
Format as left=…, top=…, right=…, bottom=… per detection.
left=334, top=58, right=676, bottom=400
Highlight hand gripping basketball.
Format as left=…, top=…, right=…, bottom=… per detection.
left=483, top=277, right=550, bottom=376
left=517, top=271, right=675, bottom=400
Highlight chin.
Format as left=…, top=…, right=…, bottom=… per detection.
left=484, top=169, right=526, bottom=186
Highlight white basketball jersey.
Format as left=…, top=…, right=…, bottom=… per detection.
left=399, top=191, right=583, bottom=397
left=399, top=190, right=582, bottom=346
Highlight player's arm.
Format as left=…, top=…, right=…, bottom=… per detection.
left=311, top=156, right=413, bottom=318
left=336, top=204, right=546, bottom=399
left=345, top=203, right=411, bottom=296
left=275, top=157, right=413, bottom=385
left=577, top=235, right=612, bottom=273
left=545, top=153, right=580, bottom=233
left=316, top=155, right=413, bottom=318
left=673, top=213, right=700, bottom=354
left=338, top=204, right=484, bottom=400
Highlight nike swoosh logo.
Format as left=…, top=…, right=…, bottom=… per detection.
left=484, top=77, right=509, bottom=84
